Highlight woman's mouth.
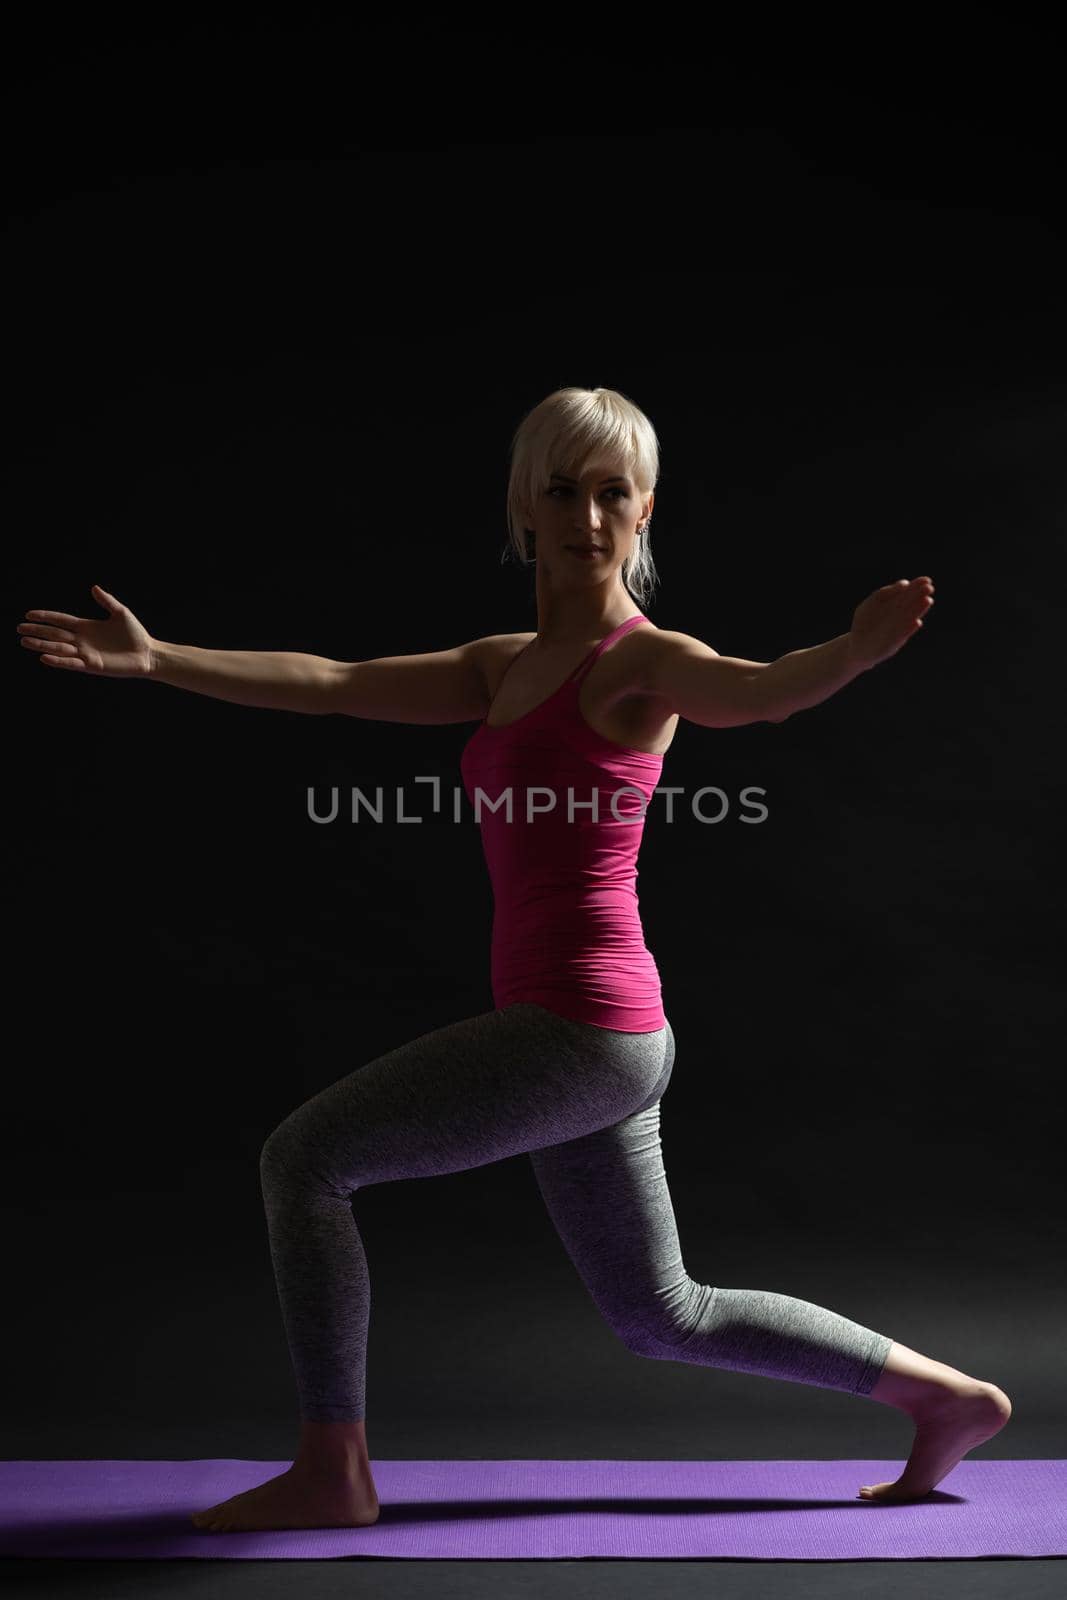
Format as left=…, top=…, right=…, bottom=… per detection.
left=566, top=546, right=604, bottom=559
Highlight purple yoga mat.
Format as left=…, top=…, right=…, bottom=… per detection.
left=1, top=1458, right=1062, bottom=1560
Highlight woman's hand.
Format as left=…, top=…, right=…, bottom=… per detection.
left=17, top=584, right=154, bottom=678
left=847, top=576, right=935, bottom=670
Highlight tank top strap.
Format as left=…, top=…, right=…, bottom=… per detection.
left=569, top=614, right=649, bottom=686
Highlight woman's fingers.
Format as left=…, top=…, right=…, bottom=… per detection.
left=24, top=610, right=85, bottom=625
left=892, top=579, right=934, bottom=613
left=18, top=622, right=77, bottom=643
left=39, top=653, right=87, bottom=670
left=20, top=633, right=79, bottom=652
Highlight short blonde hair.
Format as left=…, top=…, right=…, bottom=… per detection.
left=503, top=386, right=661, bottom=607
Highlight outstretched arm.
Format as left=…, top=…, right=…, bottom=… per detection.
left=18, top=584, right=337, bottom=714
left=645, top=576, right=936, bottom=727
left=18, top=583, right=501, bottom=722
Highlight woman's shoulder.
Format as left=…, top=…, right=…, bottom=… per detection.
left=466, top=631, right=537, bottom=701
left=482, top=630, right=538, bottom=665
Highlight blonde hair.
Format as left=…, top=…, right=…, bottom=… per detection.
left=503, top=386, right=662, bottom=607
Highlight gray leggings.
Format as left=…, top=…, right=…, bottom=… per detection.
left=259, top=1002, right=893, bottom=1423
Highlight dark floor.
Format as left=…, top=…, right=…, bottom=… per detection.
left=1, top=1559, right=1063, bottom=1600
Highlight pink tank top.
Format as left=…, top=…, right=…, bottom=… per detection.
left=460, top=614, right=666, bottom=1032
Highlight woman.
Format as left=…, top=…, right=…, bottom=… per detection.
left=19, top=385, right=1010, bottom=1531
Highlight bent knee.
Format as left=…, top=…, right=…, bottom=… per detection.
left=621, top=1318, right=696, bottom=1361
left=259, top=1122, right=303, bottom=1182
left=259, top=1118, right=357, bottom=1200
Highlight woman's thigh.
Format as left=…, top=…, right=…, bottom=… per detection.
left=260, top=1003, right=673, bottom=1198
left=526, top=1021, right=685, bottom=1348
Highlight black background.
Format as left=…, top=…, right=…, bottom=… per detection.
left=6, top=11, right=1065, bottom=1588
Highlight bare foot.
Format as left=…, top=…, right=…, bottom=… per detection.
left=190, top=1462, right=380, bottom=1532
left=858, top=1380, right=1012, bottom=1503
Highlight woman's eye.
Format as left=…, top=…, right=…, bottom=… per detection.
left=547, top=487, right=627, bottom=499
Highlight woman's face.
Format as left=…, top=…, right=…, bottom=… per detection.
left=527, top=460, right=653, bottom=585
